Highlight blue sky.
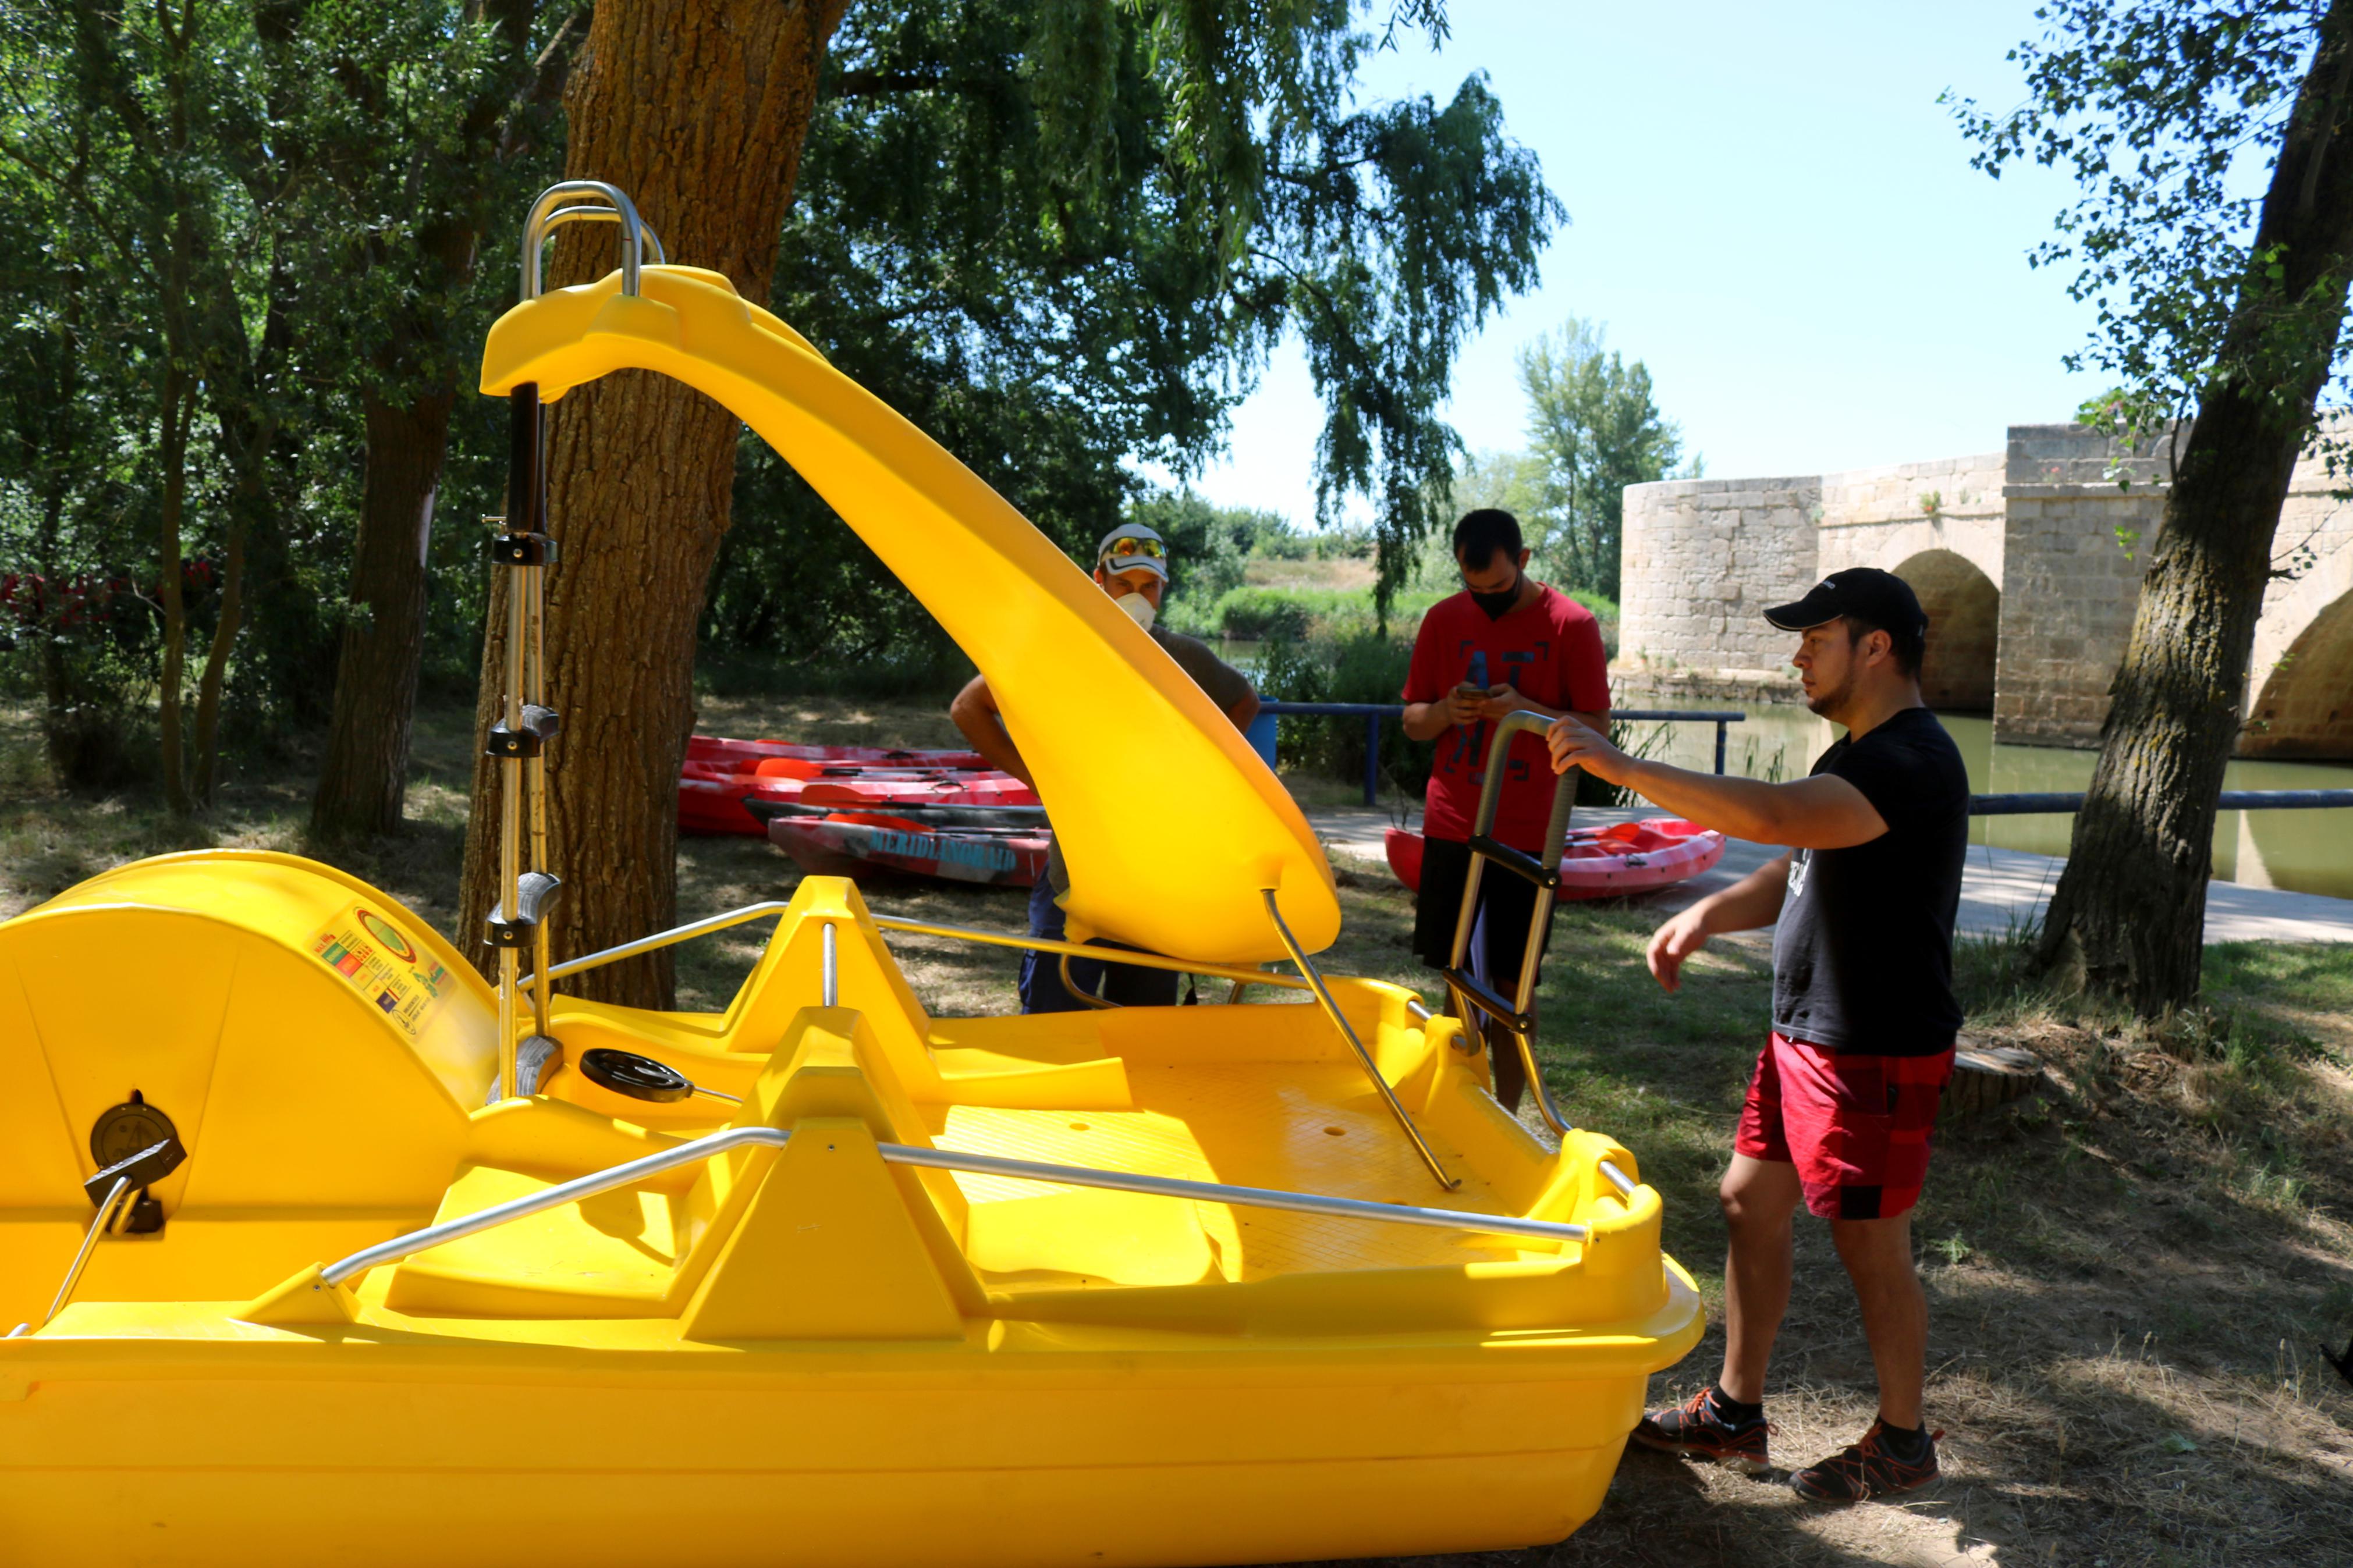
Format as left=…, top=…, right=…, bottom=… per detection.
left=1180, top=2, right=2106, bottom=524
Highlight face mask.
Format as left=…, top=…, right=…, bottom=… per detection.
left=1114, top=591, right=1157, bottom=633
left=1470, top=575, right=1521, bottom=620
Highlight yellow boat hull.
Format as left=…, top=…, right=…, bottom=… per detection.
left=0, top=854, right=1700, bottom=1564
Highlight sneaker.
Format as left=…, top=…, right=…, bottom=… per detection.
left=1789, top=1419, right=1942, bottom=1503
left=1630, top=1386, right=1772, bottom=1474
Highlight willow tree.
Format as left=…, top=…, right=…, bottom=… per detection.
left=307, top=1, right=576, bottom=840
left=457, top=0, right=1560, bottom=1006
left=1957, top=1, right=2353, bottom=1014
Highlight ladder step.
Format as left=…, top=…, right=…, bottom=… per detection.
left=1468, top=834, right=1558, bottom=890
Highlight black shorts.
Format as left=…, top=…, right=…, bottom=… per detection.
left=1410, top=833, right=1555, bottom=983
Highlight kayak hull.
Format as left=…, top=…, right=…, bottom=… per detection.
left=1385, top=820, right=1727, bottom=901
left=680, top=735, right=1040, bottom=836
left=766, top=812, right=1049, bottom=888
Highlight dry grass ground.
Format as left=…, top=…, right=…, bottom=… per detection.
left=2, top=695, right=2348, bottom=1567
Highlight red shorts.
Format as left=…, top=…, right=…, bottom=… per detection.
left=1735, top=1032, right=1954, bottom=1220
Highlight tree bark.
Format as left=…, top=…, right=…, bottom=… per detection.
left=155, top=365, right=193, bottom=817
left=311, top=387, right=455, bottom=837
left=457, top=0, right=850, bottom=1005
left=189, top=521, right=245, bottom=805
left=2035, top=9, right=2353, bottom=1015
left=307, top=0, right=574, bottom=838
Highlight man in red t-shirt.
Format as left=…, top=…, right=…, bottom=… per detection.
left=1400, top=509, right=1609, bottom=1108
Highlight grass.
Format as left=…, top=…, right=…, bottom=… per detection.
left=3, top=695, right=2350, bottom=1566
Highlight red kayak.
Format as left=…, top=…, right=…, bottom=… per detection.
left=1383, top=820, right=1726, bottom=901
left=679, top=735, right=1039, bottom=835
left=684, top=735, right=995, bottom=771
left=763, top=809, right=1050, bottom=888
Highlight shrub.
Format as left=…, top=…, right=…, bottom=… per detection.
left=1255, top=628, right=1432, bottom=803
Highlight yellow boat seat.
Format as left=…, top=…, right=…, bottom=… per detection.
left=388, top=1003, right=1216, bottom=1319
left=541, top=880, right=1136, bottom=1123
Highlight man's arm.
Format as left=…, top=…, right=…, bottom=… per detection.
left=1547, top=716, right=1887, bottom=849
left=947, top=675, right=1034, bottom=787
left=1646, top=854, right=1790, bottom=993
left=1226, top=689, right=1260, bottom=731
left=1400, top=689, right=1482, bottom=741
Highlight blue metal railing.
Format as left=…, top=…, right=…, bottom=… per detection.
left=1250, top=703, right=2353, bottom=817
left=1971, top=788, right=2353, bottom=815
left=1253, top=702, right=1748, bottom=806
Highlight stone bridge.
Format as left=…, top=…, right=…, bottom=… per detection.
left=1617, top=424, right=2353, bottom=758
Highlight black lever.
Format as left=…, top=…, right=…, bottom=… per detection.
left=84, top=1138, right=184, bottom=1207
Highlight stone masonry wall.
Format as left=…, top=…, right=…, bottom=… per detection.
left=1617, top=421, right=2353, bottom=755
left=1986, top=425, right=2168, bottom=744
left=2245, top=431, right=2353, bottom=756
left=1618, top=475, right=1819, bottom=700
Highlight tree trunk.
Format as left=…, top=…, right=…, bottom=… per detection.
left=190, top=522, right=245, bottom=805
left=155, top=365, right=193, bottom=817
left=457, top=0, right=849, bottom=1005
left=311, top=387, right=456, bottom=837
left=2035, top=11, right=2353, bottom=1015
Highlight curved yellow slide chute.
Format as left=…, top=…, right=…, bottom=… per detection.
left=480, top=266, right=1339, bottom=961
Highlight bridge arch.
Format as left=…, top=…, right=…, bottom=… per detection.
left=2245, top=584, right=2353, bottom=758
left=1892, top=548, right=2000, bottom=712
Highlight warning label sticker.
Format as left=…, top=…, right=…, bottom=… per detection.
left=310, top=903, right=451, bottom=1039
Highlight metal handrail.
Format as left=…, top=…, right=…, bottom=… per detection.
left=1264, top=888, right=1458, bottom=1192
left=315, top=1124, right=1591, bottom=1288
left=321, top=1125, right=789, bottom=1285
left=1448, top=712, right=1584, bottom=1143
left=527, top=909, right=1461, bottom=1040
left=524, top=901, right=796, bottom=987
left=868, top=915, right=1318, bottom=995
left=520, top=180, right=662, bottom=300
left=6, top=1175, right=136, bottom=1336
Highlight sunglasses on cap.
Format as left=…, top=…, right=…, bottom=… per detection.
left=1099, top=536, right=1166, bottom=564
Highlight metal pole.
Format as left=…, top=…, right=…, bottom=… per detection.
left=821, top=922, right=838, bottom=1007
left=525, top=530, right=552, bottom=1041
left=1264, top=888, right=1458, bottom=1192
left=37, top=1176, right=132, bottom=1331
left=528, top=906, right=1323, bottom=998
left=885, top=1143, right=1581, bottom=1245
left=1714, top=720, right=1728, bottom=776
left=1362, top=713, right=1380, bottom=806
left=314, top=1123, right=1588, bottom=1288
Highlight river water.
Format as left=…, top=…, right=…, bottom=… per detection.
left=1634, top=698, right=2353, bottom=901
left=1211, top=638, right=2352, bottom=899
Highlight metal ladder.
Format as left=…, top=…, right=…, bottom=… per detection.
left=1440, top=711, right=1582, bottom=1139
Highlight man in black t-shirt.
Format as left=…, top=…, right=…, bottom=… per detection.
left=1545, top=568, right=1968, bottom=1506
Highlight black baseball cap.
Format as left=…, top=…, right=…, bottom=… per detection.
left=1764, top=567, right=1927, bottom=639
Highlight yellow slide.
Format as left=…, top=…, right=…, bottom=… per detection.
left=478, top=266, right=1338, bottom=962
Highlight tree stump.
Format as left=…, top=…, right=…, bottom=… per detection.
left=1942, top=1040, right=2043, bottom=1122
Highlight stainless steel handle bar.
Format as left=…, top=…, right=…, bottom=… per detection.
left=1264, top=888, right=1458, bottom=1192
left=8, top=1175, right=136, bottom=1335
left=520, top=180, right=663, bottom=300
left=524, top=901, right=797, bottom=987
left=322, top=1125, right=789, bottom=1285
left=317, top=1124, right=1589, bottom=1288
left=528, top=904, right=1322, bottom=1001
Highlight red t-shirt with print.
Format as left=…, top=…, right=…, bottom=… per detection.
left=1401, top=584, right=1610, bottom=850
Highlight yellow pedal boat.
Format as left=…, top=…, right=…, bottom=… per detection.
left=0, top=184, right=1698, bottom=1566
